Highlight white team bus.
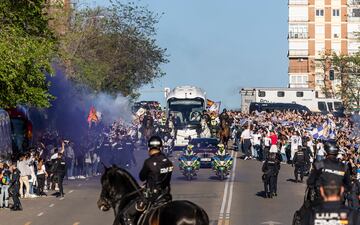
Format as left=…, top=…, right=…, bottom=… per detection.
left=165, top=86, right=207, bottom=148
left=240, top=87, right=343, bottom=113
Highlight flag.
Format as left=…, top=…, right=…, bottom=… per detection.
left=207, top=99, right=221, bottom=113
left=311, top=118, right=336, bottom=140
left=87, top=106, right=99, bottom=124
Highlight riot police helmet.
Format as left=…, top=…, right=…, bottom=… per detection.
left=324, top=140, right=339, bottom=155
left=148, top=136, right=163, bottom=150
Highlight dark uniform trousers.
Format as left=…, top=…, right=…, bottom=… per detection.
left=262, top=160, right=279, bottom=196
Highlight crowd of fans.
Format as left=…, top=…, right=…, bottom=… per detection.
left=0, top=106, right=359, bottom=210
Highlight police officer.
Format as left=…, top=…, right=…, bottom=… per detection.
left=139, top=136, right=173, bottom=201
left=293, top=146, right=310, bottom=183
left=262, top=152, right=280, bottom=198
left=51, top=152, right=66, bottom=197
left=307, top=141, right=351, bottom=194
left=9, top=163, right=22, bottom=211
left=295, top=178, right=360, bottom=225
left=219, top=108, right=230, bottom=124
left=123, top=136, right=173, bottom=225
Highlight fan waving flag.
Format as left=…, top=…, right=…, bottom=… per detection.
left=207, top=99, right=221, bottom=113
left=311, top=118, right=336, bottom=140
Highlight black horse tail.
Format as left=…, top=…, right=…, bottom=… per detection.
left=195, top=207, right=210, bottom=225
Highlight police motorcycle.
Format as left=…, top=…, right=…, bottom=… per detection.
left=178, top=145, right=200, bottom=181
left=211, top=144, right=233, bottom=181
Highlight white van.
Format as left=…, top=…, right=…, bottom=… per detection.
left=240, top=88, right=343, bottom=113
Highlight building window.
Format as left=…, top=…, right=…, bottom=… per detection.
left=333, top=9, right=340, bottom=17
left=316, top=9, right=324, bottom=16
left=296, top=92, right=304, bottom=97
left=258, top=91, right=266, bottom=97
left=277, top=91, right=285, bottom=97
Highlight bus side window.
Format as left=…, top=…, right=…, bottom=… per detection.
left=318, top=102, right=327, bottom=112
left=258, top=91, right=265, bottom=97
left=327, top=102, right=333, bottom=112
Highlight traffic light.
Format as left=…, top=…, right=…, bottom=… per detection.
left=329, top=69, right=334, bottom=80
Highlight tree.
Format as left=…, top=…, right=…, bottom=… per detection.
left=0, top=0, right=56, bottom=108
left=57, top=0, right=169, bottom=99
left=331, top=52, right=360, bottom=110
left=317, top=51, right=334, bottom=98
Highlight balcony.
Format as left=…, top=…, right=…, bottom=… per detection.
left=288, top=49, right=308, bottom=57
left=288, top=32, right=308, bottom=39
left=289, top=83, right=309, bottom=88
left=288, top=17, right=308, bottom=22
left=288, top=0, right=308, bottom=5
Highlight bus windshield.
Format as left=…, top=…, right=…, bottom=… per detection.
left=168, top=99, right=204, bottom=128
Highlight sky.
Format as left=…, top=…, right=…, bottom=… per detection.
left=85, top=0, right=289, bottom=109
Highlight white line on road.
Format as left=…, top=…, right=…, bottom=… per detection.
left=49, top=203, right=55, bottom=208
left=218, top=150, right=235, bottom=221
left=225, top=151, right=238, bottom=217
left=37, top=212, right=44, bottom=217
left=59, top=197, right=65, bottom=201
left=69, top=190, right=74, bottom=194
left=218, top=150, right=238, bottom=225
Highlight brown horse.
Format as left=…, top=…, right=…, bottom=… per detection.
left=219, top=120, right=231, bottom=149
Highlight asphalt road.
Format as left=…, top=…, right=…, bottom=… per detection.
left=1, top=149, right=306, bottom=225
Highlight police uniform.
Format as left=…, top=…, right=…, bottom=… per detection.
left=139, top=152, right=173, bottom=200
left=52, top=157, right=66, bottom=197
left=293, top=148, right=309, bottom=183
left=262, top=154, right=280, bottom=198
left=299, top=201, right=360, bottom=225
left=307, top=157, right=351, bottom=191
left=9, top=168, right=22, bottom=210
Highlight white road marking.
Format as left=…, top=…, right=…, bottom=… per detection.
left=69, top=190, right=74, bottom=193
left=261, top=221, right=282, bottom=225
left=49, top=203, right=55, bottom=208
left=37, top=212, right=44, bottom=217
left=225, top=151, right=238, bottom=217
left=78, top=184, right=82, bottom=187
left=59, top=197, right=65, bottom=201
left=218, top=150, right=238, bottom=225
left=218, top=150, right=235, bottom=221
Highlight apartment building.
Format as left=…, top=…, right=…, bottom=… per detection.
left=288, top=0, right=360, bottom=94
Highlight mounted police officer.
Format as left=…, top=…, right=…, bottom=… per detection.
left=219, top=108, right=230, bottom=124
left=293, top=145, right=310, bottom=183
left=139, top=136, right=173, bottom=202
left=123, top=136, right=173, bottom=225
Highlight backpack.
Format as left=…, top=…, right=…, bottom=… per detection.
left=1, top=170, right=10, bottom=185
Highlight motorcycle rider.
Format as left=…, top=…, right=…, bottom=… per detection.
left=184, top=144, right=196, bottom=156
left=295, top=178, right=360, bottom=225
left=216, top=144, right=228, bottom=157
left=123, top=136, right=173, bottom=225
left=262, top=152, right=280, bottom=198
left=293, top=145, right=310, bottom=183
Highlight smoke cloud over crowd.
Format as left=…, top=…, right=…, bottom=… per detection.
left=34, top=68, right=132, bottom=141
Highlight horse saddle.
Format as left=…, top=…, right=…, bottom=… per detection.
left=136, top=193, right=172, bottom=225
